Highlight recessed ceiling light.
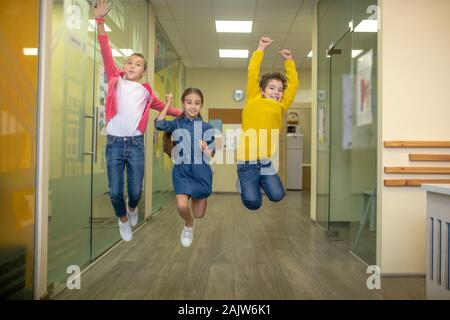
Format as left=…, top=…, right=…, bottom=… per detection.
left=23, top=48, right=38, bottom=56
left=354, top=19, right=377, bottom=32
left=215, top=20, right=253, bottom=33
left=219, top=49, right=249, bottom=58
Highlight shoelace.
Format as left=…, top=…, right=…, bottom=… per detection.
left=183, top=228, right=193, bottom=238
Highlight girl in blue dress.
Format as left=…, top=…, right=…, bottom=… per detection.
left=155, top=88, right=215, bottom=247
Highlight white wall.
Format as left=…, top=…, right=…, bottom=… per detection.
left=378, top=0, right=450, bottom=274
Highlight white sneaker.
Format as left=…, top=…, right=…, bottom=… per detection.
left=180, top=223, right=194, bottom=247
left=128, top=206, right=138, bottom=227
left=118, top=218, right=132, bottom=242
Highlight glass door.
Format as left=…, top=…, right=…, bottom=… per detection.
left=48, top=0, right=149, bottom=291
left=47, top=0, right=96, bottom=289
left=327, top=18, right=377, bottom=265
left=91, top=0, right=149, bottom=259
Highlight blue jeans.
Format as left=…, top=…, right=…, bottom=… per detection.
left=105, top=135, right=145, bottom=218
left=237, top=160, right=285, bottom=210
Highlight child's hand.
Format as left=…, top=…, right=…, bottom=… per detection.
left=279, top=49, right=293, bottom=60
left=92, top=0, right=112, bottom=19
left=165, top=93, right=173, bottom=106
left=199, top=140, right=208, bottom=151
left=199, top=140, right=214, bottom=158
left=258, top=37, right=274, bottom=51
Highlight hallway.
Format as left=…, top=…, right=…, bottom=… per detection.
left=54, top=192, right=424, bottom=300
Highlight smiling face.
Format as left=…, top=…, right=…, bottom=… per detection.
left=261, top=79, right=284, bottom=102
left=123, top=54, right=146, bottom=81
left=182, top=93, right=203, bottom=118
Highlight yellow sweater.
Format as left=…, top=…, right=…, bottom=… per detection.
left=237, top=50, right=299, bottom=161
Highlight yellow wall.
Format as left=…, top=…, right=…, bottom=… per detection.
left=0, top=0, right=40, bottom=298
left=378, top=0, right=450, bottom=274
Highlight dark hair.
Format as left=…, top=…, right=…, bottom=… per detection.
left=129, top=53, right=147, bottom=71
left=180, top=87, right=203, bottom=119
left=259, top=72, right=287, bottom=91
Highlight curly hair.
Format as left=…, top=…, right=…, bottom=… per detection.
left=259, top=72, right=287, bottom=91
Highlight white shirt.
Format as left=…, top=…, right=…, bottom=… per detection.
left=106, top=77, right=149, bottom=137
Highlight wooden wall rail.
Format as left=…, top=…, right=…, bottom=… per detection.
left=409, top=154, right=450, bottom=161
left=384, top=141, right=450, bottom=187
left=384, top=167, right=450, bottom=174
left=384, top=141, right=450, bottom=148
left=384, top=179, right=450, bottom=187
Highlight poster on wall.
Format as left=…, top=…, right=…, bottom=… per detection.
left=318, top=106, right=325, bottom=144
left=342, top=74, right=353, bottom=149
left=356, top=50, right=373, bottom=126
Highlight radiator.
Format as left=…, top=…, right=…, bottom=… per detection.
left=424, top=184, right=450, bottom=300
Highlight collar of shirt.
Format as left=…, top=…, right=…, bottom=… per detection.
left=182, top=116, right=202, bottom=123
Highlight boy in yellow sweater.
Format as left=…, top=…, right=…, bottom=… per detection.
left=237, top=37, right=299, bottom=210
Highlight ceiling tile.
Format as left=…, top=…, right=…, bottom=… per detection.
left=219, top=59, right=248, bottom=69
left=170, top=6, right=214, bottom=19
left=152, top=0, right=314, bottom=70
left=175, top=20, right=216, bottom=33
left=187, top=47, right=220, bottom=58
left=213, top=0, right=257, bottom=7
left=252, top=21, right=292, bottom=33
left=167, top=0, right=212, bottom=7
left=216, top=33, right=251, bottom=43
left=213, top=7, right=255, bottom=20
left=257, top=0, right=301, bottom=8
left=254, top=7, right=298, bottom=22
left=181, top=58, right=194, bottom=67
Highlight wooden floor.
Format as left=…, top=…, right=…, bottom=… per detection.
left=55, top=192, right=425, bottom=300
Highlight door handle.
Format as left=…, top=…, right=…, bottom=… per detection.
left=93, top=107, right=98, bottom=163
left=84, top=109, right=98, bottom=162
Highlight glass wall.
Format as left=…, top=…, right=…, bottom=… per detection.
left=316, top=0, right=378, bottom=264
left=151, top=21, right=183, bottom=213
left=0, top=0, right=40, bottom=299
left=47, top=0, right=149, bottom=292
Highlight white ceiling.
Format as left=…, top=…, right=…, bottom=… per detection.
left=150, top=0, right=316, bottom=69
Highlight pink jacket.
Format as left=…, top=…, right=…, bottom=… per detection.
left=98, top=34, right=182, bottom=134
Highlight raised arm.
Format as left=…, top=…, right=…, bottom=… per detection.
left=279, top=49, right=299, bottom=110
left=246, top=37, right=273, bottom=101
left=92, top=0, right=119, bottom=81
left=157, top=94, right=174, bottom=121
left=155, top=94, right=178, bottom=133
left=150, top=94, right=183, bottom=117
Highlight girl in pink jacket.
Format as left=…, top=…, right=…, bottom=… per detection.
left=93, top=0, right=181, bottom=242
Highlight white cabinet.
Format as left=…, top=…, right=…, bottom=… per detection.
left=422, top=184, right=450, bottom=300
left=286, top=134, right=303, bottom=190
